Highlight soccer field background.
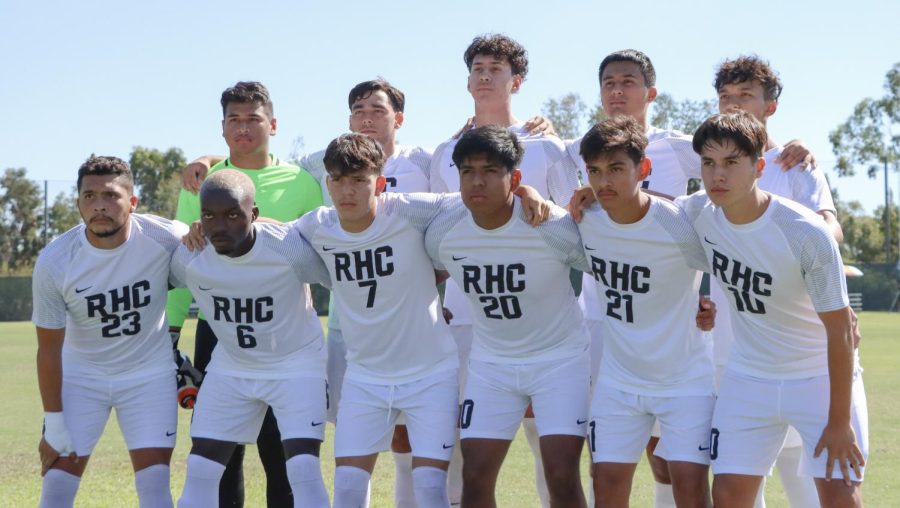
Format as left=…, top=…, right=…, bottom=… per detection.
left=1, top=313, right=896, bottom=506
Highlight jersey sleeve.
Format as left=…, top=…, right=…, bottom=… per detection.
left=428, top=141, right=452, bottom=193
left=167, top=188, right=202, bottom=327
left=381, top=192, right=453, bottom=232
left=789, top=166, right=837, bottom=214
left=262, top=223, right=331, bottom=288
left=31, top=249, right=68, bottom=329
left=136, top=214, right=190, bottom=255
left=543, top=137, right=580, bottom=205
left=168, top=245, right=191, bottom=289
left=424, top=198, right=468, bottom=271
left=664, top=133, right=702, bottom=180
left=297, top=150, right=331, bottom=206
left=654, top=201, right=710, bottom=272
left=532, top=203, right=590, bottom=272
left=407, top=146, right=434, bottom=182
left=674, top=192, right=709, bottom=224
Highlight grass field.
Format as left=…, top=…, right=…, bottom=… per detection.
left=1, top=313, right=897, bottom=506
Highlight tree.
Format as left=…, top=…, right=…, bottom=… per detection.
left=541, top=93, right=588, bottom=139
left=129, top=146, right=187, bottom=219
left=0, top=168, right=43, bottom=273
left=830, top=63, right=899, bottom=262
left=45, top=188, right=81, bottom=240
left=650, top=92, right=717, bottom=134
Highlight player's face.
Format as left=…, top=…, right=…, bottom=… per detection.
left=221, top=101, right=276, bottom=157
left=467, top=54, right=523, bottom=104
left=200, top=188, right=258, bottom=257
left=458, top=154, right=521, bottom=219
left=585, top=150, right=650, bottom=212
left=349, top=91, right=403, bottom=148
left=326, top=169, right=387, bottom=232
left=717, top=81, right=776, bottom=123
left=700, top=141, right=765, bottom=210
left=600, top=61, right=657, bottom=120
left=77, top=174, right=137, bottom=243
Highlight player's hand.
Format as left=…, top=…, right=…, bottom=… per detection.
left=182, top=158, right=212, bottom=194
left=850, top=309, right=861, bottom=348
left=696, top=295, right=716, bottom=331
left=522, top=115, right=558, bottom=137
left=40, top=412, right=77, bottom=475
left=451, top=117, right=476, bottom=140
left=814, top=422, right=865, bottom=486
left=515, top=185, right=551, bottom=226
left=442, top=307, right=453, bottom=324
left=182, top=221, right=207, bottom=251
left=174, top=350, right=204, bottom=409
left=775, top=139, right=816, bottom=171
left=567, top=186, right=596, bottom=223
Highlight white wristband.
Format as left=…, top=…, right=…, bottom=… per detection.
left=43, top=411, right=75, bottom=455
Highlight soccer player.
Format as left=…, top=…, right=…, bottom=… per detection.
left=173, top=169, right=331, bottom=508
left=426, top=126, right=590, bottom=508
left=679, top=112, right=867, bottom=508
left=577, top=117, right=714, bottom=507
left=712, top=55, right=846, bottom=507
left=429, top=34, right=580, bottom=506
left=32, top=155, right=187, bottom=508
left=167, top=81, right=323, bottom=507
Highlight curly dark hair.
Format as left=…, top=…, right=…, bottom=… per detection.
left=692, top=112, right=767, bottom=159
left=714, top=55, right=783, bottom=102
left=580, top=116, right=648, bottom=166
left=464, top=34, right=529, bottom=79
left=348, top=79, right=405, bottom=113
left=323, top=133, right=386, bottom=177
left=220, top=81, right=273, bottom=116
left=77, top=155, right=133, bottom=192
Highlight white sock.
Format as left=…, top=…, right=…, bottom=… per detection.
left=523, top=419, right=550, bottom=508
left=776, top=446, right=817, bottom=508
left=286, top=454, right=330, bottom=508
left=177, top=454, right=225, bottom=508
left=447, top=434, right=463, bottom=505
left=393, top=452, right=416, bottom=508
left=39, top=469, right=81, bottom=508
left=135, top=464, right=173, bottom=508
left=333, top=465, right=371, bottom=508
left=653, top=482, right=677, bottom=508
left=413, top=466, right=450, bottom=508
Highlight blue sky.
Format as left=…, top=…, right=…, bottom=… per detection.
left=2, top=0, right=898, bottom=212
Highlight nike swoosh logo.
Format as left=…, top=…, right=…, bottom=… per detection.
left=198, top=286, right=213, bottom=291
left=576, top=419, right=588, bottom=425
left=442, top=443, right=454, bottom=449
left=166, top=431, right=176, bottom=437
left=452, top=255, right=467, bottom=261
left=698, top=445, right=710, bottom=451
left=311, top=421, right=324, bottom=427
left=449, top=163, right=456, bottom=168
left=75, top=286, right=92, bottom=294
left=322, top=246, right=336, bottom=251
left=584, top=246, right=596, bottom=251
left=703, top=236, right=717, bottom=245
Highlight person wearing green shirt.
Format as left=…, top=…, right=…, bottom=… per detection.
left=167, top=81, right=323, bottom=508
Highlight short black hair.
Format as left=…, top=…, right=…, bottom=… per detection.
left=692, top=112, right=767, bottom=159
left=348, top=79, right=405, bottom=113
left=452, top=125, right=524, bottom=173
left=714, top=55, right=783, bottom=102
left=580, top=116, right=648, bottom=166
left=599, top=49, right=656, bottom=87
left=77, top=155, right=134, bottom=192
left=323, top=133, right=385, bottom=178
left=464, top=34, right=529, bottom=79
left=220, top=81, right=273, bottom=116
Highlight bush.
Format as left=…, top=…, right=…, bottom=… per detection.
left=0, top=276, right=32, bottom=321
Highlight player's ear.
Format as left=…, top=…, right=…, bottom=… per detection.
left=221, top=119, right=226, bottom=138
left=375, top=174, right=387, bottom=194
left=510, top=169, right=522, bottom=190
left=646, top=86, right=658, bottom=103
left=129, top=194, right=138, bottom=212
left=764, top=100, right=778, bottom=119
left=251, top=205, right=260, bottom=222
left=269, top=117, right=277, bottom=136
left=755, top=157, right=765, bottom=177
left=511, top=74, right=524, bottom=94
left=394, top=110, right=404, bottom=129
left=639, top=157, right=652, bottom=180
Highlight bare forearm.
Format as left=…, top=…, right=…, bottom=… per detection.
left=36, top=347, right=63, bottom=412
left=823, top=308, right=855, bottom=425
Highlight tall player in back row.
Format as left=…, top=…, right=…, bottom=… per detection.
left=32, top=156, right=188, bottom=508
left=678, top=112, right=867, bottom=508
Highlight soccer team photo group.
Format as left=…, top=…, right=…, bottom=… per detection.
left=30, top=33, right=869, bottom=508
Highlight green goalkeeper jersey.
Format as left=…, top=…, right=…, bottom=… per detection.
left=166, top=155, right=323, bottom=327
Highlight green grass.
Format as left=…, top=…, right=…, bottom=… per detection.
left=1, top=313, right=896, bottom=506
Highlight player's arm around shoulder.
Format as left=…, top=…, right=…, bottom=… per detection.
left=541, top=135, right=581, bottom=205
left=533, top=201, right=590, bottom=273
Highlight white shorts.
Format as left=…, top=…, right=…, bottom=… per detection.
left=586, top=319, right=604, bottom=386
left=711, top=370, right=869, bottom=480
left=588, top=383, right=714, bottom=465
left=460, top=353, right=590, bottom=441
left=191, top=372, right=327, bottom=444
left=335, top=368, right=459, bottom=461
left=326, top=328, right=346, bottom=424
left=61, top=370, right=176, bottom=456
left=450, top=324, right=474, bottom=397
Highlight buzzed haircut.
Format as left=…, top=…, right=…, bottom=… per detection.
left=323, top=133, right=386, bottom=178
left=452, top=125, right=525, bottom=173
left=464, top=34, right=529, bottom=79
left=714, top=55, right=783, bottom=102
left=77, top=155, right=134, bottom=192
left=580, top=116, right=648, bottom=165
left=599, top=49, right=656, bottom=87
left=348, top=79, right=405, bottom=113
left=692, top=112, right=768, bottom=159
left=220, top=81, right=274, bottom=116
left=199, top=169, right=257, bottom=205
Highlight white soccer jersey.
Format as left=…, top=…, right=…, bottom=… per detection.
left=425, top=197, right=590, bottom=363
left=678, top=192, right=850, bottom=379
left=32, top=214, right=188, bottom=380
left=169, top=222, right=329, bottom=379
left=578, top=197, right=713, bottom=396
left=295, top=192, right=458, bottom=384
left=430, top=124, right=580, bottom=325
left=711, top=146, right=838, bottom=367
left=568, top=126, right=702, bottom=323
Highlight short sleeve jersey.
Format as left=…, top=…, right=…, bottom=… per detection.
left=167, top=155, right=323, bottom=327
left=295, top=193, right=458, bottom=385
left=678, top=192, right=849, bottom=379
left=168, top=222, right=329, bottom=379
left=425, top=197, right=589, bottom=364
left=578, top=197, right=713, bottom=396
left=430, top=124, right=580, bottom=325
left=32, top=214, right=189, bottom=380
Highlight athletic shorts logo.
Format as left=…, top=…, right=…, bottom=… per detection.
left=311, top=421, right=324, bottom=427
left=166, top=430, right=176, bottom=437
left=703, top=236, right=717, bottom=245
left=198, top=286, right=213, bottom=291
left=75, top=286, right=93, bottom=294
left=452, top=255, right=467, bottom=261
left=442, top=443, right=453, bottom=449
left=584, top=246, right=596, bottom=251
left=322, top=246, right=336, bottom=252
left=698, top=445, right=710, bottom=451
left=576, top=418, right=588, bottom=425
